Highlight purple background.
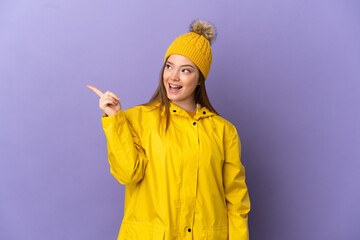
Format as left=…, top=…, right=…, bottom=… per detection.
left=1, top=0, right=359, bottom=239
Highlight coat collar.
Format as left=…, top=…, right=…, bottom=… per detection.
left=168, top=101, right=217, bottom=120
left=153, top=101, right=216, bottom=120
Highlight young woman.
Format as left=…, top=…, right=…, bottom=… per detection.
left=87, top=20, right=250, bottom=240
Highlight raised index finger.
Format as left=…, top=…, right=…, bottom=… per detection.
left=86, top=85, right=104, bottom=97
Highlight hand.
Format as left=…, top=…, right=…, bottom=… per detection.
left=86, top=85, right=122, bottom=117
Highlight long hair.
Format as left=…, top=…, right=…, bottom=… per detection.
left=141, top=61, right=219, bottom=132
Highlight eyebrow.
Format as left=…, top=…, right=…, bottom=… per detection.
left=166, top=61, right=195, bottom=69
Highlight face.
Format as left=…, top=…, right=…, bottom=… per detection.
left=163, top=54, right=200, bottom=107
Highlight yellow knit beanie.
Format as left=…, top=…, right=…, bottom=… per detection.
left=164, top=20, right=216, bottom=80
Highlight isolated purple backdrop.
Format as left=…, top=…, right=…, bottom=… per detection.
left=1, top=0, right=359, bottom=239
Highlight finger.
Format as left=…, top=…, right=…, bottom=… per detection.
left=101, top=95, right=119, bottom=103
left=101, top=99, right=117, bottom=107
left=105, top=91, right=120, bottom=100
left=86, top=85, right=104, bottom=97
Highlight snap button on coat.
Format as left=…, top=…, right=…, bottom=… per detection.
left=101, top=101, right=250, bottom=240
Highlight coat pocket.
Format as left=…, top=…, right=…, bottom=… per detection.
left=206, top=227, right=228, bottom=240
left=118, top=221, right=165, bottom=240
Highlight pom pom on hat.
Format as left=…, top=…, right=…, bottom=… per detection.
left=190, top=20, right=216, bottom=45
left=164, top=20, right=216, bottom=80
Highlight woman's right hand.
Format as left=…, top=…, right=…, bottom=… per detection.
left=86, top=85, right=122, bottom=117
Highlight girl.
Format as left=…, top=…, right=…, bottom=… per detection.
left=87, top=20, right=250, bottom=240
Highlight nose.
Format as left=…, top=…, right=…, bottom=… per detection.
left=170, top=69, right=180, bottom=81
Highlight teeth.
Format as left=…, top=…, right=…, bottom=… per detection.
left=170, top=84, right=182, bottom=88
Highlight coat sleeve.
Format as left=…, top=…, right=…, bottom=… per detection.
left=101, top=109, right=148, bottom=185
left=223, top=123, right=251, bottom=240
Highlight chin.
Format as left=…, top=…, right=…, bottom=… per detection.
left=167, top=96, right=178, bottom=102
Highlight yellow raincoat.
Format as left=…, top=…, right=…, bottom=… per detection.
left=101, top=101, right=250, bottom=240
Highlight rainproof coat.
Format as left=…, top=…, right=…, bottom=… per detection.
left=101, top=101, right=250, bottom=240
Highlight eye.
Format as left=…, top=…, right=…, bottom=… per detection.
left=166, top=64, right=172, bottom=69
left=182, top=69, right=191, bottom=73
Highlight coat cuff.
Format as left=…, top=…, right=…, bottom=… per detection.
left=101, top=110, right=124, bottom=127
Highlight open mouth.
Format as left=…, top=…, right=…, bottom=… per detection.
left=169, top=83, right=183, bottom=90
